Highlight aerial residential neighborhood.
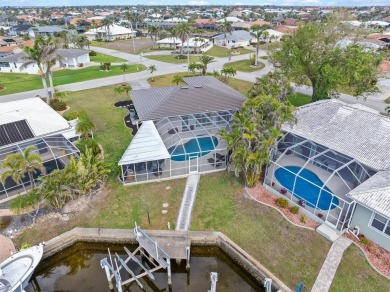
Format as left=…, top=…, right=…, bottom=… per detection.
left=0, top=3, right=390, bottom=292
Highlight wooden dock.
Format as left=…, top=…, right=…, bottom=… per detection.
left=148, top=234, right=189, bottom=260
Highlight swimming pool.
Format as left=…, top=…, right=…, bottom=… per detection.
left=274, top=166, right=339, bottom=210
left=168, top=136, right=218, bottom=161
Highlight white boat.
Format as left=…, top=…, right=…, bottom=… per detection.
left=0, top=244, right=43, bottom=292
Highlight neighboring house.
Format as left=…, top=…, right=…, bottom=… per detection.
left=217, top=16, right=244, bottom=23
left=213, top=30, right=253, bottom=47
left=0, top=49, right=90, bottom=74
left=8, top=24, right=35, bottom=36
left=249, top=20, right=271, bottom=27
left=84, top=24, right=136, bottom=41
left=28, top=26, right=68, bottom=38
left=118, top=76, right=246, bottom=185
left=0, top=97, right=80, bottom=201
left=176, top=37, right=212, bottom=53
left=194, top=18, right=217, bottom=30
left=163, top=17, right=187, bottom=24
left=263, top=100, right=390, bottom=251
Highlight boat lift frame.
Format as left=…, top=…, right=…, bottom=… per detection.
left=100, top=226, right=172, bottom=291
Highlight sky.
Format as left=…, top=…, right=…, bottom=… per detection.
left=1, top=0, right=389, bottom=7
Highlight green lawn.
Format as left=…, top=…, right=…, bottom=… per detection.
left=206, top=46, right=253, bottom=58
left=288, top=93, right=312, bottom=107
left=223, top=59, right=265, bottom=72
left=0, top=64, right=145, bottom=96
left=331, top=245, right=390, bottom=292
left=89, top=52, right=127, bottom=63
left=145, top=55, right=201, bottom=64
left=192, top=172, right=331, bottom=290
left=148, top=72, right=253, bottom=96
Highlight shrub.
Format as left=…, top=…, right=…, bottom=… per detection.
left=176, top=54, right=187, bottom=60
left=0, top=216, right=12, bottom=231
left=89, top=50, right=97, bottom=56
left=0, top=85, right=5, bottom=90
left=360, top=237, right=370, bottom=245
left=276, top=197, right=289, bottom=208
left=78, top=63, right=84, bottom=67
left=300, top=214, right=306, bottom=224
left=249, top=54, right=256, bottom=65
left=21, top=242, right=30, bottom=250
left=50, top=98, right=67, bottom=111
left=77, top=138, right=101, bottom=156
left=368, top=244, right=376, bottom=254
left=290, top=206, right=299, bottom=214
left=63, top=109, right=88, bottom=121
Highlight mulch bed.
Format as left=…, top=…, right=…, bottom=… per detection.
left=344, top=232, right=390, bottom=278
left=246, top=183, right=320, bottom=229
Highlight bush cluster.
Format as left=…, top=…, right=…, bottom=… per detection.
left=290, top=205, right=299, bottom=214
left=63, top=109, right=88, bottom=121
left=89, top=50, right=97, bottom=56
left=50, top=98, right=67, bottom=111
left=276, top=197, right=289, bottom=208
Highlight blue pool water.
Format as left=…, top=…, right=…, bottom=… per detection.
left=274, top=166, right=339, bottom=210
left=169, top=136, right=218, bottom=161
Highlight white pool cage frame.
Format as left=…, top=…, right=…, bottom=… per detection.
left=119, top=110, right=236, bottom=184
left=0, top=134, right=80, bottom=200
left=264, top=132, right=377, bottom=231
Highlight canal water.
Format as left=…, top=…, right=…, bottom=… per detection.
left=26, top=242, right=264, bottom=291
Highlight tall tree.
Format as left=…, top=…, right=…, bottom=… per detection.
left=251, top=25, right=264, bottom=66
left=199, top=54, right=215, bottom=75
left=269, top=12, right=383, bottom=102
left=75, top=35, right=90, bottom=49
left=101, top=18, right=114, bottom=41
left=220, top=95, right=296, bottom=187
left=176, top=22, right=192, bottom=54
left=148, top=25, right=160, bottom=48
left=249, top=71, right=294, bottom=102
left=218, top=17, right=233, bottom=46
left=148, top=64, right=157, bottom=81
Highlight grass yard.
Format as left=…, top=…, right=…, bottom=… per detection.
left=192, top=172, right=330, bottom=290
left=223, top=59, right=265, bottom=72
left=331, top=245, right=390, bottom=292
left=15, top=85, right=186, bottom=245
left=0, top=64, right=145, bottom=96
left=148, top=72, right=253, bottom=96
left=288, top=93, right=312, bottom=107
left=145, top=55, right=201, bottom=64
left=89, top=52, right=127, bottom=63
left=206, top=46, right=253, bottom=58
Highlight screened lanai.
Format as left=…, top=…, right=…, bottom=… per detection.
left=264, top=132, right=377, bottom=231
left=119, top=110, right=235, bottom=184
left=0, top=134, right=80, bottom=200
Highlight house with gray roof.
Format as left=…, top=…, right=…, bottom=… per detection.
left=118, top=76, right=245, bottom=185
left=28, top=26, right=68, bottom=38
left=263, top=99, right=390, bottom=251
left=0, top=48, right=90, bottom=74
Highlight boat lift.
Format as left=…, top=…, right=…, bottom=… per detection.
left=100, top=226, right=172, bottom=291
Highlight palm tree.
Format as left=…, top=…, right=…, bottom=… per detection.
left=176, top=22, right=192, bottom=54
left=218, top=18, right=233, bottom=46
left=76, top=116, right=95, bottom=138
left=172, top=74, right=183, bottom=85
left=120, top=63, right=128, bottom=82
left=148, top=25, right=160, bottom=48
left=148, top=64, right=157, bottom=81
left=221, top=66, right=236, bottom=82
left=101, top=18, right=114, bottom=41
left=21, top=37, right=50, bottom=98
left=114, top=84, right=132, bottom=99
left=188, top=62, right=198, bottom=75
left=199, top=54, right=215, bottom=75
left=1, top=146, right=45, bottom=190
left=251, top=25, right=264, bottom=66
left=75, top=35, right=90, bottom=49
left=124, top=11, right=136, bottom=53
left=169, top=26, right=178, bottom=50
left=0, top=157, right=27, bottom=194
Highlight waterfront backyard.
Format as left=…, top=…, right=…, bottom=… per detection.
left=12, top=83, right=390, bottom=291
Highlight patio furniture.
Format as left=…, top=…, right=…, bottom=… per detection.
left=215, top=153, right=226, bottom=161
left=152, top=168, right=162, bottom=177
left=280, top=188, right=287, bottom=195
left=168, top=128, right=178, bottom=134
left=299, top=199, right=306, bottom=207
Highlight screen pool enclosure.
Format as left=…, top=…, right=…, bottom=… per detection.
left=119, top=110, right=235, bottom=184
left=264, top=132, right=376, bottom=231
left=0, top=134, right=80, bottom=200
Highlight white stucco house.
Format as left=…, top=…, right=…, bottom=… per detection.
left=0, top=49, right=90, bottom=74
left=84, top=24, right=136, bottom=41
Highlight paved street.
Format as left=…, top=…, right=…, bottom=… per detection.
left=0, top=46, right=388, bottom=113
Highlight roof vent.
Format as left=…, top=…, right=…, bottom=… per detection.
left=180, top=86, right=189, bottom=89
left=194, top=85, right=203, bottom=88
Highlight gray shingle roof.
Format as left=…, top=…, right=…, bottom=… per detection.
left=282, top=99, right=390, bottom=171
left=0, top=49, right=88, bottom=63
left=35, top=26, right=67, bottom=33
left=348, top=170, right=390, bottom=218
left=131, top=76, right=246, bottom=121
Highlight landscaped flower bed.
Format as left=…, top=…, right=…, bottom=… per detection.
left=344, top=232, right=390, bottom=278
left=246, top=183, right=320, bottom=229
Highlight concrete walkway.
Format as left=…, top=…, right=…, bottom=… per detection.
left=176, top=174, right=200, bottom=231
left=312, top=236, right=352, bottom=292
